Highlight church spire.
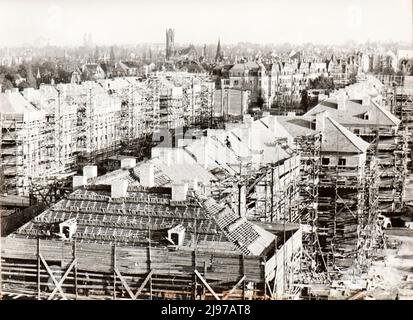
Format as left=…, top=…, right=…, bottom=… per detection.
left=202, top=44, right=207, bottom=58
left=215, top=38, right=222, bottom=63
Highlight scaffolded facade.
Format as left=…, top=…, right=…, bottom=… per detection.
left=0, top=73, right=215, bottom=197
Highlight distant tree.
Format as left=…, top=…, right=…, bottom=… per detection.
left=25, top=64, right=37, bottom=88
left=110, top=46, right=116, bottom=62
left=256, top=96, right=264, bottom=109
left=347, top=72, right=357, bottom=85
left=409, top=60, right=413, bottom=76
left=17, top=80, right=30, bottom=91
left=81, top=69, right=91, bottom=81
left=308, top=95, right=319, bottom=111
left=94, top=46, right=100, bottom=62
left=0, top=76, right=14, bottom=91
left=381, top=67, right=395, bottom=75
left=57, top=69, right=72, bottom=83
left=300, top=89, right=309, bottom=112
left=17, top=64, right=28, bottom=78
left=309, top=75, right=335, bottom=90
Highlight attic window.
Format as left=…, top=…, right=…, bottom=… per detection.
left=363, top=112, right=370, bottom=120
left=338, top=158, right=346, bottom=167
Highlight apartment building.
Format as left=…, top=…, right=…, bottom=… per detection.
left=305, top=88, right=408, bottom=215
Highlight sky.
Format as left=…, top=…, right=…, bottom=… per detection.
left=0, top=0, right=411, bottom=47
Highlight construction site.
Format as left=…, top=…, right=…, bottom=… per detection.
left=1, top=68, right=413, bottom=300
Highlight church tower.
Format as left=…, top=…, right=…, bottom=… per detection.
left=165, top=28, right=175, bottom=60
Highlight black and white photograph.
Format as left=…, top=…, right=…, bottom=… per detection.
left=0, top=0, right=413, bottom=304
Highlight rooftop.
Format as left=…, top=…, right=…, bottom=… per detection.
left=9, top=186, right=276, bottom=256
left=305, top=96, right=400, bottom=127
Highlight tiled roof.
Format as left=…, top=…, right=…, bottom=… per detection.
left=273, top=114, right=369, bottom=154
left=11, top=187, right=274, bottom=256
left=305, top=97, right=400, bottom=127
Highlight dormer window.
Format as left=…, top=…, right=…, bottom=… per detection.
left=167, top=224, right=186, bottom=246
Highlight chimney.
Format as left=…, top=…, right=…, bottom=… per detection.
left=73, top=176, right=87, bottom=189
left=83, top=165, right=98, bottom=179
left=362, top=95, right=370, bottom=106
left=337, top=91, right=346, bottom=111
left=315, top=111, right=327, bottom=132
left=111, top=180, right=128, bottom=198
left=171, top=183, right=188, bottom=201
left=287, top=112, right=296, bottom=117
left=11, top=88, right=18, bottom=93
left=0, top=84, right=2, bottom=93
left=140, top=163, right=154, bottom=187
left=262, top=111, right=270, bottom=118
left=121, top=158, right=136, bottom=169
left=5, top=89, right=11, bottom=96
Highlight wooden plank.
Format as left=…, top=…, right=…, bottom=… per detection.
left=222, top=275, right=246, bottom=300
left=114, top=267, right=135, bottom=300
left=48, top=259, right=77, bottom=300
left=39, top=254, right=67, bottom=300
left=194, top=270, right=220, bottom=300
left=134, top=269, right=154, bottom=299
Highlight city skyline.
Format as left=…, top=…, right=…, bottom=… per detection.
left=0, top=0, right=412, bottom=47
